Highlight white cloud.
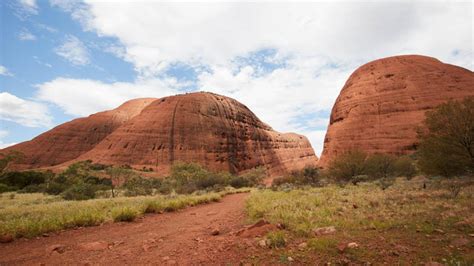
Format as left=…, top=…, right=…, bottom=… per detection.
left=198, top=56, right=351, bottom=131
left=33, top=56, right=53, bottom=68
left=48, top=1, right=473, bottom=155
left=0, top=65, right=13, bottom=76
left=75, top=2, right=472, bottom=73
left=49, top=0, right=91, bottom=26
left=0, top=92, right=52, bottom=128
left=0, top=130, right=17, bottom=149
left=18, top=28, right=37, bottom=41
left=36, top=77, right=184, bottom=117
left=55, top=35, right=90, bottom=66
left=36, top=23, right=58, bottom=33
left=14, top=0, right=38, bottom=16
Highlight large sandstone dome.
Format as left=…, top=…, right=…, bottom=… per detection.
left=2, top=98, right=156, bottom=169
left=3, top=92, right=317, bottom=176
left=319, top=55, right=474, bottom=167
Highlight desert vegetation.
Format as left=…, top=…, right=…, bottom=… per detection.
left=0, top=97, right=472, bottom=264
left=0, top=160, right=265, bottom=200
left=246, top=177, right=473, bottom=264
left=0, top=187, right=249, bottom=240
left=0, top=160, right=259, bottom=240
left=417, top=97, right=474, bottom=177
left=245, top=98, right=474, bottom=264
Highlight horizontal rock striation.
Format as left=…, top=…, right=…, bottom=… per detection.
left=319, top=55, right=474, bottom=167
left=2, top=92, right=317, bottom=176
left=2, top=98, right=155, bottom=169
left=76, top=92, right=317, bottom=176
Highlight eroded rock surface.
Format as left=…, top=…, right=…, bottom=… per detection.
left=2, top=98, right=155, bottom=169
left=76, top=92, right=317, bottom=176
left=319, top=55, right=474, bottom=167
left=3, top=92, right=317, bottom=176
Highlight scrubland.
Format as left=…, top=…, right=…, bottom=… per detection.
left=245, top=177, right=474, bottom=264
left=0, top=187, right=249, bottom=239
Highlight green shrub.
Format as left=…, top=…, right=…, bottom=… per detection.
left=45, top=182, right=68, bottom=195
left=0, top=183, right=14, bottom=193
left=144, top=201, right=164, bottom=213
left=393, top=156, right=417, bottom=178
left=165, top=162, right=261, bottom=193
left=328, top=151, right=417, bottom=184
left=89, top=163, right=108, bottom=171
left=163, top=199, right=187, bottom=212
left=272, top=166, right=320, bottom=187
left=19, top=184, right=47, bottom=193
left=266, top=231, right=286, bottom=248
left=62, top=183, right=97, bottom=201
left=111, top=206, right=141, bottom=222
left=167, top=162, right=209, bottom=193
left=365, top=154, right=397, bottom=179
left=328, top=150, right=367, bottom=184
left=272, top=175, right=296, bottom=186
left=123, top=176, right=153, bottom=196
left=417, top=97, right=474, bottom=177
left=0, top=171, right=50, bottom=190
left=239, top=167, right=266, bottom=186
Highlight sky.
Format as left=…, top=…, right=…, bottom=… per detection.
left=0, top=0, right=472, bottom=155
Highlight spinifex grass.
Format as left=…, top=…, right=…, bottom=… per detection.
left=246, top=177, right=473, bottom=237
left=0, top=187, right=249, bottom=239
left=245, top=177, right=474, bottom=263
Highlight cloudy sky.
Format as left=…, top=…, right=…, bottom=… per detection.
left=0, top=0, right=472, bottom=155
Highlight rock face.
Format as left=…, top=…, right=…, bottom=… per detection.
left=319, top=55, right=474, bottom=167
left=2, top=98, right=155, bottom=169
left=3, top=92, right=317, bottom=176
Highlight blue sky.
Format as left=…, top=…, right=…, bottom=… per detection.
left=0, top=0, right=472, bottom=155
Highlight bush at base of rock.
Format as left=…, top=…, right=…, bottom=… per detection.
left=164, top=162, right=265, bottom=194
left=327, top=151, right=417, bottom=186
left=0, top=161, right=264, bottom=199
left=417, top=97, right=474, bottom=177
left=122, top=176, right=154, bottom=196
left=61, top=183, right=98, bottom=201
left=272, top=166, right=320, bottom=187
left=0, top=171, right=52, bottom=192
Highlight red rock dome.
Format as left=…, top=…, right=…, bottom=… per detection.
left=319, top=55, right=474, bottom=167
left=3, top=92, right=318, bottom=176
left=2, top=98, right=155, bottom=169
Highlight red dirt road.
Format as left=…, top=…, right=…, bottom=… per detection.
left=0, top=193, right=263, bottom=265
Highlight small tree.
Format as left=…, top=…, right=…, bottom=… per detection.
left=106, top=166, right=135, bottom=197
left=122, top=176, right=153, bottom=196
left=393, top=156, right=417, bottom=179
left=417, top=97, right=474, bottom=177
left=328, top=150, right=367, bottom=184
left=365, top=154, right=396, bottom=179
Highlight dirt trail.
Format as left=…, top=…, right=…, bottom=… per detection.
left=0, top=193, right=262, bottom=265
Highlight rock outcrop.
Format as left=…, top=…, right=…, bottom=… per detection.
left=2, top=98, right=155, bottom=169
left=3, top=92, right=317, bottom=176
left=75, top=92, right=317, bottom=176
left=319, top=55, right=474, bottom=167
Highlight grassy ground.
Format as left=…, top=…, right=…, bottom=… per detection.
left=0, top=187, right=249, bottom=239
left=245, top=177, right=474, bottom=264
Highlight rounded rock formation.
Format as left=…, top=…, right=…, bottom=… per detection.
left=3, top=92, right=317, bottom=176
left=76, top=92, right=317, bottom=176
left=319, top=55, right=474, bottom=167
left=2, top=98, right=155, bottom=169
